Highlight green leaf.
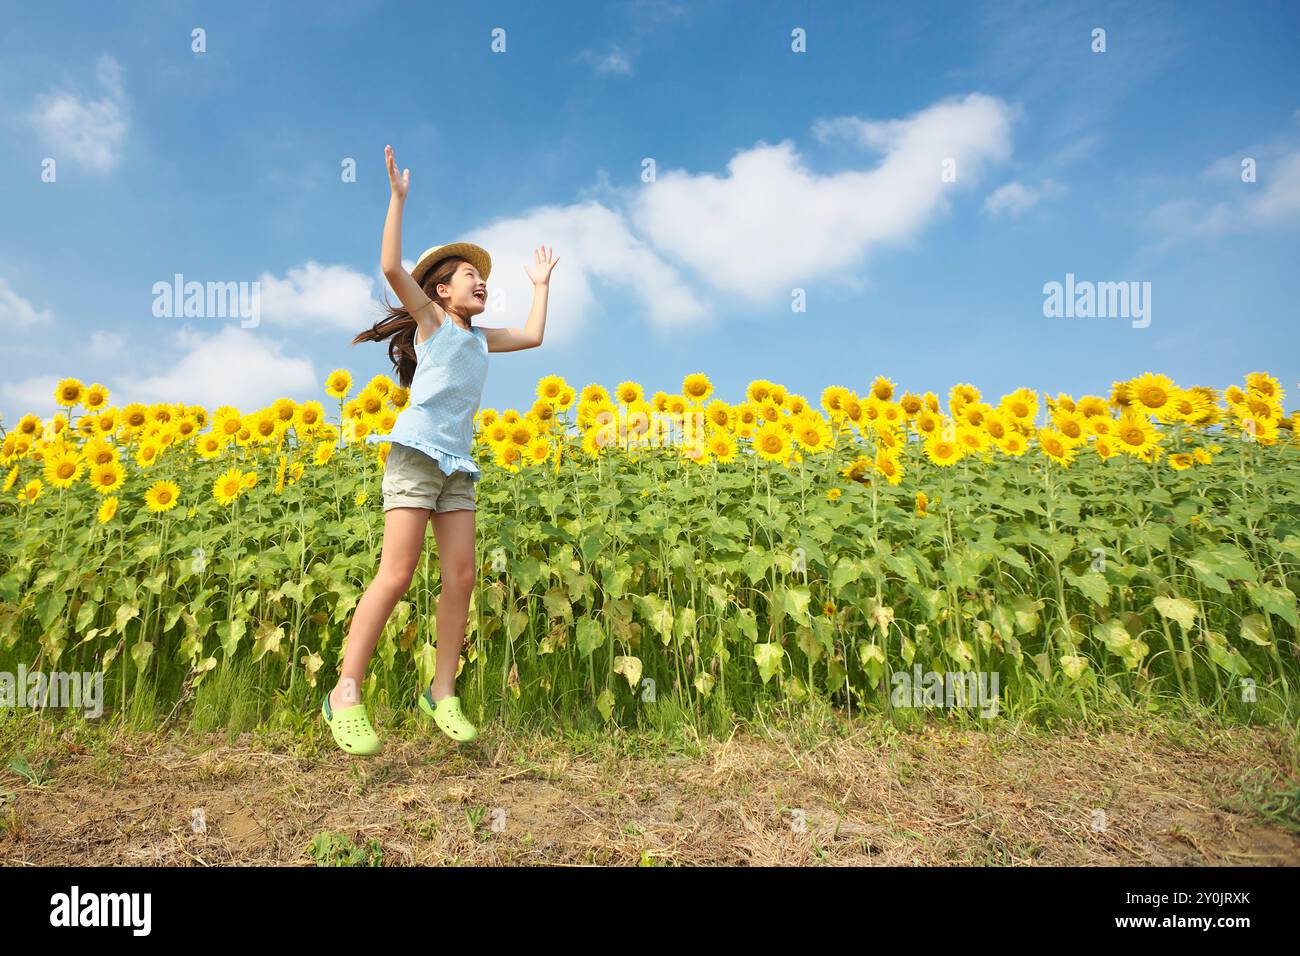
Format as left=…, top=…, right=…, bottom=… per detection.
left=576, top=618, right=605, bottom=657
left=74, top=600, right=96, bottom=633
left=130, top=640, right=155, bottom=673
left=612, top=655, right=642, bottom=690
left=796, top=626, right=824, bottom=664
left=218, top=617, right=247, bottom=657
left=1247, top=583, right=1298, bottom=628
left=997, top=547, right=1032, bottom=575
left=741, top=549, right=772, bottom=585
left=640, top=595, right=675, bottom=645
left=1240, top=613, right=1272, bottom=647
left=674, top=605, right=697, bottom=644
left=831, top=558, right=861, bottom=591
left=1063, top=568, right=1110, bottom=607
left=1183, top=556, right=1230, bottom=594
left=1059, top=655, right=1090, bottom=680
left=753, top=643, right=784, bottom=684
left=857, top=642, right=886, bottom=683
left=594, top=687, right=614, bottom=721
left=252, top=623, right=285, bottom=662
left=512, top=556, right=544, bottom=592
left=735, top=607, right=758, bottom=642
left=910, top=586, right=945, bottom=622
left=991, top=604, right=1015, bottom=641
left=1154, top=595, right=1198, bottom=631
left=580, top=531, right=603, bottom=565
left=542, top=588, right=573, bottom=623
left=882, top=552, right=918, bottom=583
left=781, top=585, right=811, bottom=624
left=37, top=590, right=68, bottom=631
left=1092, top=618, right=1132, bottom=654
left=114, top=603, right=140, bottom=635
left=1011, top=595, right=1042, bottom=635
left=1201, top=544, right=1258, bottom=582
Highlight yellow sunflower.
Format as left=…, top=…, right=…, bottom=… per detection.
left=1245, top=372, right=1282, bottom=403
left=325, top=369, right=352, bottom=399
left=956, top=424, right=989, bottom=455
left=682, top=373, right=713, bottom=403
left=1037, top=428, right=1076, bottom=467
left=1130, top=373, right=1175, bottom=419
left=1051, top=409, right=1089, bottom=446
left=999, top=388, right=1038, bottom=424
left=43, top=448, right=84, bottom=488
left=841, top=455, right=873, bottom=484
left=709, top=430, right=738, bottom=463
left=995, top=432, right=1028, bottom=456
left=212, top=468, right=245, bottom=506
left=752, top=422, right=791, bottom=463
left=97, top=496, right=119, bottom=524
left=792, top=415, right=832, bottom=453
left=1114, top=412, right=1160, bottom=457
left=525, top=437, right=551, bottom=464
left=874, top=450, right=903, bottom=485
left=144, top=479, right=181, bottom=513
left=923, top=435, right=963, bottom=467
left=54, top=377, right=86, bottom=408
left=536, top=374, right=569, bottom=405
left=88, top=461, right=125, bottom=495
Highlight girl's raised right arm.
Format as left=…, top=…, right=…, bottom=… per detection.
left=381, top=144, right=444, bottom=323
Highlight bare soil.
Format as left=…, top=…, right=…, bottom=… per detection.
left=2, top=716, right=1297, bottom=865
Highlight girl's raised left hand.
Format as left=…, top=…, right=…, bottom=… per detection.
left=524, top=245, right=561, bottom=286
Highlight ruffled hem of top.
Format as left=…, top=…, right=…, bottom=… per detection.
left=366, top=434, right=481, bottom=481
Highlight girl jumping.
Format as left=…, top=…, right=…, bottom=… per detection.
left=321, top=144, right=560, bottom=755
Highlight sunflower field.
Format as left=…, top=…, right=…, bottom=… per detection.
left=1, top=368, right=1298, bottom=730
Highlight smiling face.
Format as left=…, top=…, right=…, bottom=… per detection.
left=431, top=258, right=487, bottom=318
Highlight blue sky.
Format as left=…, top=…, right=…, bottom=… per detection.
left=2, top=0, right=1298, bottom=428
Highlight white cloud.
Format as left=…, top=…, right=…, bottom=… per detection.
left=0, top=375, right=62, bottom=419
left=29, top=53, right=130, bottom=174
left=1244, top=149, right=1300, bottom=224
left=1148, top=145, right=1300, bottom=242
left=983, top=178, right=1066, bottom=218
left=2, top=326, right=320, bottom=419
left=578, top=46, right=634, bottom=75
left=462, top=200, right=705, bottom=337
left=416, top=93, right=1013, bottom=335
left=0, top=277, right=54, bottom=327
left=256, top=261, right=382, bottom=330
left=123, top=324, right=318, bottom=410
left=88, top=330, right=125, bottom=358
left=624, top=93, right=1014, bottom=300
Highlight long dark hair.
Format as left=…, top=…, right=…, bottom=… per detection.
left=352, top=255, right=467, bottom=389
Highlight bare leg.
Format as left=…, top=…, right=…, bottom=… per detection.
left=329, top=507, right=430, bottom=711
left=428, top=508, right=476, bottom=700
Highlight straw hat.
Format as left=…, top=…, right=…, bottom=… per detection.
left=411, top=242, right=492, bottom=287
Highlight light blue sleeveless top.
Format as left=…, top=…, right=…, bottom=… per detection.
left=366, top=318, right=489, bottom=481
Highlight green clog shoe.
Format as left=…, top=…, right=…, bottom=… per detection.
left=321, top=694, right=382, bottom=755
left=418, top=687, right=479, bottom=742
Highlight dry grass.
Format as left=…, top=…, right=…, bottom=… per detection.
left=1, top=712, right=1297, bottom=866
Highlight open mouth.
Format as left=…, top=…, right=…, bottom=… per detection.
left=473, top=290, right=486, bottom=302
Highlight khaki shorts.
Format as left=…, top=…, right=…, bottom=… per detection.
left=381, top=442, right=477, bottom=513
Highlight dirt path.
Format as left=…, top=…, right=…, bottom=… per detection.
left=2, top=716, right=1297, bottom=865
